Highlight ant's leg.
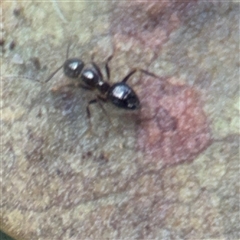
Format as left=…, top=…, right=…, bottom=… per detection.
left=86, top=99, right=98, bottom=134
left=121, top=69, right=137, bottom=83
left=87, top=96, right=112, bottom=126
left=51, top=82, right=93, bottom=93
left=97, top=95, right=107, bottom=102
left=86, top=99, right=98, bottom=119
left=50, top=82, right=73, bottom=93
left=76, top=83, right=93, bottom=91
left=92, top=55, right=113, bottom=82
left=138, top=69, right=160, bottom=79
left=105, top=37, right=116, bottom=81
left=91, top=62, right=103, bottom=80
left=121, top=68, right=160, bottom=84
left=86, top=97, right=111, bottom=134
left=96, top=95, right=113, bottom=125
left=105, top=55, right=113, bottom=81
left=90, top=52, right=113, bottom=81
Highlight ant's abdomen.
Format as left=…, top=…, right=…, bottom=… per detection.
left=108, top=83, right=140, bottom=110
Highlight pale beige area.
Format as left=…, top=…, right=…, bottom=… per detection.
left=1, top=1, right=239, bottom=240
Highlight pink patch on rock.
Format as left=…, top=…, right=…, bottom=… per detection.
left=137, top=76, right=211, bottom=165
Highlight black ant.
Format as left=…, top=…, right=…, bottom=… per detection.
left=45, top=45, right=158, bottom=120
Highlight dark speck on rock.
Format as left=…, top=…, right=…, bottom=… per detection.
left=9, top=41, right=16, bottom=50
left=0, top=38, right=5, bottom=46
left=97, top=152, right=109, bottom=164
left=30, top=57, right=41, bottom=70
left=13, top=7, right=22, bottom=17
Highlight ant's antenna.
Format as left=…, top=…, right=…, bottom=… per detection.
left=2, top=75, right=41, bottom=82
left=66, top=40, right=71, bottom=59
left=45, top=41, right=71, bottom=83
left=45, top=65, right=63, bottom=82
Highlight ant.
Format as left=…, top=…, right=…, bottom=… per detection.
left=45, top=44, right=158, bottom=120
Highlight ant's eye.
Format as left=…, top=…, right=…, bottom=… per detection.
left=64, top=58, right=84, bottom=78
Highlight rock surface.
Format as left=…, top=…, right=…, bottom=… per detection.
left=1, top=1, right=239, bottom=239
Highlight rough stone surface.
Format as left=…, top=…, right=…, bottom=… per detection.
left=1, top=1, right=239, bottom=240
left=137, top=78, right=211, bottom=166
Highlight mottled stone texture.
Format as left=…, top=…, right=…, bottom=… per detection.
left=1, top=1, right=239, bottom=240
left=137, top=77, right=211, bottom=165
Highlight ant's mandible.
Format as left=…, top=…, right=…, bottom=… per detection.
left=45, top=44, right=158, bottom=118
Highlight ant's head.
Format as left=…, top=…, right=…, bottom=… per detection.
left=63, top=58, right=84, bottom=79
left=107, top=82, right=140, bottom=110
